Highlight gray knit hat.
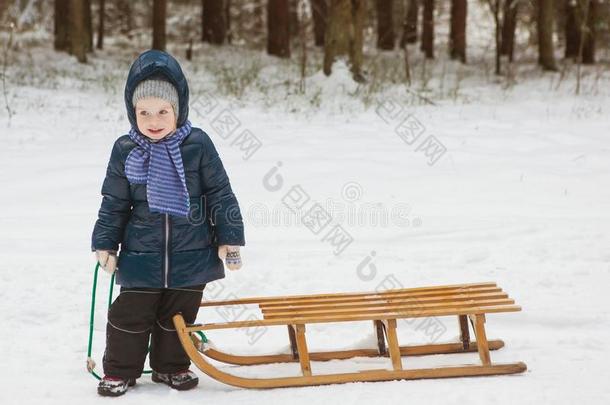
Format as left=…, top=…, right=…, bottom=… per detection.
left=132, top=79, right=179, bottom=119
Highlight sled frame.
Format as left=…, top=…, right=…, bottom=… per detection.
left=173, top=281, right=526, bottom=389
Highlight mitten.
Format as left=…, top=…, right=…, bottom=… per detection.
left=218, top=245, right=242, bottom=271
left=95, top=250, right=118, bottom=275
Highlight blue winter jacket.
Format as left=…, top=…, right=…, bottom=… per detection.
left=91, top=49, right=245, bottom=288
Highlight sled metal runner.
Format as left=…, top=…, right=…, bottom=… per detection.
left=173, top=281, right=527, bottom=389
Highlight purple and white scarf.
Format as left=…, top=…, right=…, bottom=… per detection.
left=125, top=120, right=192, bottom=217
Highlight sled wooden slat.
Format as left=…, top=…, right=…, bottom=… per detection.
left=258, top=287, right=506, bottom=308
left=263, top=299, right=515, bottom=319
left=260, top=291, right=510, bottom=312
left=175, top=281, right=526, bottom=389
left=199, top=282, right=498, bottom=307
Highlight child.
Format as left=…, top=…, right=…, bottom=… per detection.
left=91, top=49, right=245, bottom=397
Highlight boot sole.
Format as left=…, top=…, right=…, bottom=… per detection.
left=152, top=374, right=198, bottom=391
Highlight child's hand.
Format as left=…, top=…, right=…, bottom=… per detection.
left=96, top=250, right=118, bottom=275
left=218, top=245, right=242, bottom=271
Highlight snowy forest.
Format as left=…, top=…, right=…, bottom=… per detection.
left=0, top=0, right=609, bottom=404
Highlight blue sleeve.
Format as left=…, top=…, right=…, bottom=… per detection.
left=91, top=140, right=132, bottom=251
left=199, top=133, right=246, bottom=246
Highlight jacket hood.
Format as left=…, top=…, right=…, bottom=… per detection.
left=124, top=49, right=190, bottom=128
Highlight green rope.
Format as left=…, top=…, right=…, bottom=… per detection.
left=86, top=262, right=208, bottom=380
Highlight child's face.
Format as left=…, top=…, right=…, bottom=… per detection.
left=135, top=98, right=177, bottom=140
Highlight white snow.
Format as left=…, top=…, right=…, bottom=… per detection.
left=1, top=30, right=609, bottom=404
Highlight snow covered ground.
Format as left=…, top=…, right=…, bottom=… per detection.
left=1, top=33, right=610, bottom=404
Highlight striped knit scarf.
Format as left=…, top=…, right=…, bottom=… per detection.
left=125, top=120, right=192, bottom=217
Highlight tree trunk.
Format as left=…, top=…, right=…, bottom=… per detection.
left=289, top=0, right=299, bottom=37
left=501, top=0, right=518, bottom=62
left=421, top=0, right=434, bottom=59
left=54, top=0, right=70, bottom=51
left=97, top=0, right=105, bottom=49
left=202, top=0, right=226, bottom=44
left=311, top=0, right=327, bottom=47
left=401, top=0, right=419, bottom=46
left=565, top=0, right=580, bottom=59
left=492, top=0, right=501, bottom=74
left=350, top=0, right=365, bottom=79
left=449, top=0, right=466, bottom=62
left=226, top=0, right=232, bottom=44
left=323, top=0, right=365, bottom=81
left=537, top=0, right=557, bottom=71
left=581, top=0, right=597, bottom=64
left=69, top=0, right=87, bottom=62
left=376, top=0, right=395, bottom=50
left=267, top=0, right=291, bottom=57
left=152, top=0, right=167, bottom=51
left=84, top=0, right=93, bottom=52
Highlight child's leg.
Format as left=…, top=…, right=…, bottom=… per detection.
left=149, top=284, right=206, bottom=373
left=103, top=287, right=162, bottom=379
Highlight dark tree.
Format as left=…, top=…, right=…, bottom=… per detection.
left=580, top=0, right=598, bottom=64
left=289, top=0, right=299, bottom=37
left=311, top=0, right=327, bottom=47
left=501, top=0, right=519, bottom=62
left=537, top=0, right=557, bottom=71
left=565, top=0, right=580, bottom=58
left=202, top=0, right=227, bottom=44
left=376, top=0, right=395, bottom=50
left=69, top=0, right=87, bottom=62
left=152, top=0, right=167, bottom=51
left=54, top=0, right=70, bottom=51
left=97, top=0, right=105, bottom=50
left=401, top=0, right=419, bottom=47
left=421, top=0, right=434, bottom=59
left=449, top=0, right=467, bottom=62
left=84, top=0, right=93, bottom=52
left=225, top=0, right=232, bottom=44
left=267, top=0, right=290, bottom=57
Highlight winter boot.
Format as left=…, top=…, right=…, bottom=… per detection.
left=152, top=369, right=198, bottom=391
left=97, top=375, right=136, bottom=397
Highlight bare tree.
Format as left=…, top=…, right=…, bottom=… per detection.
left=97, top=0, right=105, bottom=50
left=69, top=0, right=87, bottom=62
left=54, top=0, right=70, bottom=51
left=376, top=0, right=395, bottom=50
left=537, top=0, right=557, bottom=71
left=152, top=0, right=167, bottom=51
left=84, top=0, right=92, bottom=52
left=267, top=0, right=290, bottom=57
left=289, top=0, right=299, bottom=37
left=565, top=0, right=580, bottom=59
left=401, top=0, right=419, bottom=47
left=311, top=0, right=327, bottom=47
left=226, top=0, right=232, bottom=44
left=449, top=0, right=467, bottom=62
left=421, top=0, right=434, bottom=59
left=202, top=0, right=227, bottom=44
left=579, top=0, right=597, bottom=64
left=323, top=0, right=365, bottom=81
left=501, top=0, right=518, bottom=62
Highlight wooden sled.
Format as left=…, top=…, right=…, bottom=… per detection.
left=173, top=281, right=527, bottom=389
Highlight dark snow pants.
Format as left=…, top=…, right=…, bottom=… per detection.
left=102, top=284, right=206, bottom=379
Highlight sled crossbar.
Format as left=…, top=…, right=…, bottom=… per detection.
left=173, top=281, right=526, bottom=389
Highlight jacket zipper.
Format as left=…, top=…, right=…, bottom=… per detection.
left=164, top=213, right=170, bottom=288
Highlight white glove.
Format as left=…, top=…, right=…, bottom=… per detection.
left=96, top=250, right=117, bottom=275
left=218, top=245, right=242, bottom=271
